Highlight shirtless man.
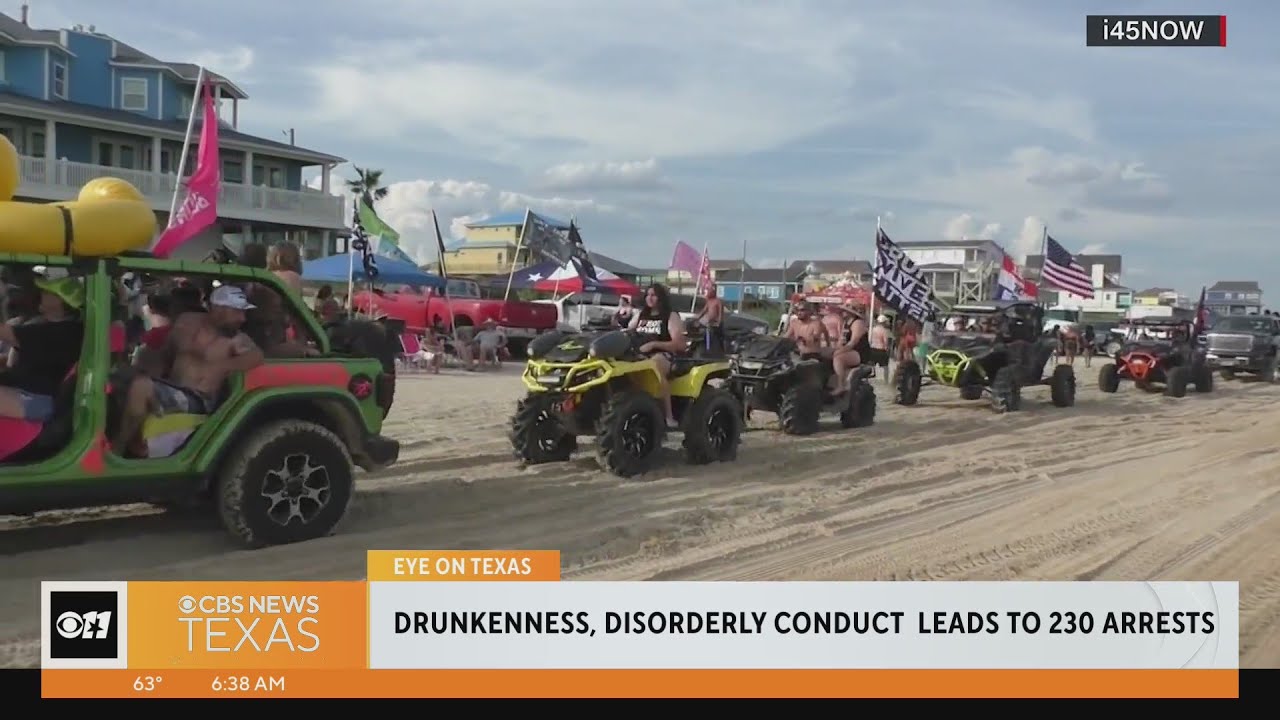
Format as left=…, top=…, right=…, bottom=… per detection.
left=784, top=302, right=830, bottom=357
left=820, top=305, right=844, bottom=351
left=113, top=285, right=265, bottom=456
left=869, top=314, right=891, bottom=383
left=694, top=284, right=724, bottom=353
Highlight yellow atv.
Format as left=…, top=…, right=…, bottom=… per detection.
left=510, top=330, right=742, bottom=477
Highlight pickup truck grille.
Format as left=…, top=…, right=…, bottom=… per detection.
left=1207, top=334, right=1253, bottom=353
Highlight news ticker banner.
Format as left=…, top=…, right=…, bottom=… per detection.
left=41, top=550, right=1240, bottom=698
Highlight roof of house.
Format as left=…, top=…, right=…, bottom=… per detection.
left=894, top=239, right=1002, bottom=249
left=1135, top=287, right=1175, bottom=296
left=0, top=91, right=343, bottom=163
left=464, top=210, right=571, bottom=229
left=709, top=259, right=749, bottom=270
left=0, top=13, right=250, bottom=99
left=1103, top=278, right=1128, bottom=290
left=785, top=259, right=873, bottom=278
left=1025, top=253, right=1122, bottom=276
left=1209, top=280, right=1262, bottom=292
left=715, top=268, right=796, bottom=283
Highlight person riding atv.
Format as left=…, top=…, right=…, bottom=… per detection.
left=510, top=283, right=741, bottom=478
left=894, top=300, right=1075, bottom=413
left=1097, top=318, right=1212, bottom=397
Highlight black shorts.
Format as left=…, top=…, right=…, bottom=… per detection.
left=866, top=349, right=890, bottom=367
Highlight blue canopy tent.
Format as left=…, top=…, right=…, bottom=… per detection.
left=301, top=253, right=445, bottom=289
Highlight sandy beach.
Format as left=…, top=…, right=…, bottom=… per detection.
left=3, top=359, right=1279, bottom=668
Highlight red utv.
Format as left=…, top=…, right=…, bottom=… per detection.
left=1097, top=318, right=1212, bottom=398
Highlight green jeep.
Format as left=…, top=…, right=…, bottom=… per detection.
left=0, top=253, right=401, bottom=548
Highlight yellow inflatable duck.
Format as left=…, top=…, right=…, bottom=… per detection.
left=0, top=134, right=158, bottom=256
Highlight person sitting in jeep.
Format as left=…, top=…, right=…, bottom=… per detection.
left=831, top=305, right=871, bottom=397
left=627, top=283, right=687, bottom=428
left=0, top=277, right=85, bottom=421
left=783, top=301, right=830, bottom=358
left=113, top=285, right=266, bottom=456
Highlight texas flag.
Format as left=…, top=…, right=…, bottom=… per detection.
left=996, top=253, right=1038, bottom=301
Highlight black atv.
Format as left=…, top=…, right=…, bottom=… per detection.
left=726, top=334, right=876, bottom=435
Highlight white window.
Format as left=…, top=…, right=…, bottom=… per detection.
left=52, top=62, right=67, bottom=99
left=0, top=51, right=7, bottom=82
left=120, top=77, right=148, bottom=111
left=93, top=138, right=144, bottom=169
left=178, top=93, right=193, bottom=119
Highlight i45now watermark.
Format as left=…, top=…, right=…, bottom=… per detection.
left=1086, top=15, right=1227, bottom=47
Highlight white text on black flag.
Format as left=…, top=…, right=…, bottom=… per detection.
left=874, top=229, right=937, bottom=322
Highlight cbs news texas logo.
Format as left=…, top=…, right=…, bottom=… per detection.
left=42, top=581, right=129, bottom=669
left=178, top=590, right=321, bottom=654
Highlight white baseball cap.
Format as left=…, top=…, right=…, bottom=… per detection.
left=210, top=285, right=256, bottom=310
left=877, top=314, right=889, bottom=323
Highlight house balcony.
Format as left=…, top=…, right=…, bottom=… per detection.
left=14, top=155, right=344, bottom=229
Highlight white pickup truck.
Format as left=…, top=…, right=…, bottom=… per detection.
left=536, top=291, right=628, bottom=332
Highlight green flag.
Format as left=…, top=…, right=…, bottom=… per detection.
left=357, top=198, right=401, bottom=245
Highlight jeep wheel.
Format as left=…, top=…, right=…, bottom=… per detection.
left=840, top=381, right=877, bottom=429
left=894, top=361, right=922, bottom=406
left=1050, top=364, right=1076, bottom=407
left=778, top=383, right=822, bottom=436
left=216, top=420, right=354, bottom=548
left=595, top=390, right=665, bottom=478
left=990, top=366, right=1021, bottom=413
left=1261, top=357, right=1277, bottom=383
left=682, top=388, right=742, bottom=464
left=1164, top=366, right=1189, bottom=398
left=510, top=394, right=577, bottom=465
left=1098, top=363, right=1120, bottom=393
left=959, top=385, right=984, bottom=401
left=1192, top=363, right=1214, bottom=393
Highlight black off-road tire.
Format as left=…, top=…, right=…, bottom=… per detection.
left=1164, top=366, right=1189, bottom=398
left=840, top=382, right=877, bottom=428
left=894, top=360, right=922, bottom=406
left=990, top=365, right=1022, bottom=413
left=216, top=420, right=354, bottom=549
left=1193, top=363, right=1214, bottom=393
left=510, top=394, right=577, bottom=465
left=1050, top=364, right=1076, bottom=407
left=777, top=383, right=822, bottom=436
left=1261, top=356, right=1277, bottom=383
left=1098, top=363, right=1120, bottom=393
left=682, top=388, right=743, bottom=465
left=595, top=390, right=666, bottom=478
left=959, top=385, right=984, bottom=401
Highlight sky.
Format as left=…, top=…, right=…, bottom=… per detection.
left=29, top=0, right=1280, bottom=300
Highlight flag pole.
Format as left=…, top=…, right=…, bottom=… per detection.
left=503, top=208, right=532, bottom=304
left=167, top=66, right=207, bottom=227
left=431, top=209, right=457, bottom=334
left=552, top=215, right=573, bottom=301
left=1040, top=224, right=1049, bottom=310
left=870, top=216, right=880, bottom=320
left=347, top=198, right=358, bottom=317
left=736, top=236, right=747, bottom=313
left=691, top=241, right=708, bottom=312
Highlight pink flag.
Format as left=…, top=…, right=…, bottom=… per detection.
left=153, top=82, right=221, bottom=258
left=669, top=240, right=702, bottom=274
left=698, top=246, right=713, bottom=289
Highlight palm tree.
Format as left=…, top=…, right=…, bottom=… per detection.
left=344, top=166, right=389, bottom=208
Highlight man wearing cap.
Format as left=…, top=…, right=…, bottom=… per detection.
left=113, top=285, right=265, bottom=455
left=0, top=276, right=85, bottom=420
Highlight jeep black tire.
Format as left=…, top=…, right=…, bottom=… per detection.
left=1192, top=363, right=1214, bottom=393
left=1261, top=357, right=1277, bottom=383
left=840, top=381, right=877, bottom=428
left=1164, top=366, right=1189, bottom=398
left=1098, top=363, right=1120, bottom=393
left=217, top=420, right=354, bottom=549
left=595, top=390, right=666, bottom=478
left=510, top=394, right=577, bottom=465
left=1049, top=364, right=1076, bottom=407
left=682, top=388, right=742, bottom=465
left=894, top=360, right=922, bottom=406
left=990, top=365, right=1022, bottom=413
left=778, top=382, right=822, bottom=436
left=959, top=385, right=984, bottom=401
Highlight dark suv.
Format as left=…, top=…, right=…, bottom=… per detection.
left=1202, top=314, right=1280, bottom=381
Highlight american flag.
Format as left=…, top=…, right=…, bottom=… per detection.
left=1041, top=235, right=1094, bottom=299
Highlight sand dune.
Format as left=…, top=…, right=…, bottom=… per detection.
left=3, top=360, right=1279, bottom=668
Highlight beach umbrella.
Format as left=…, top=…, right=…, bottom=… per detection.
left=301, top=253, right=445, bottom=289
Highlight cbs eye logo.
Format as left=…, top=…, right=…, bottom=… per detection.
left=48, top=590, right=119, bottom=660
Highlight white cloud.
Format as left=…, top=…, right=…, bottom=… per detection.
left=304, top=2, right=874, bottom=158
left=956, top=89, right=1097, bottom=144
left=1078, top=243, right=1107, bottom=255
left=539, top=159, right=665, bottom=191
left=943, top=213, right=1002, bottom=242
left=192, top=46, right=255, bottom=75
left=1012, top=216, right=1046, bottom=264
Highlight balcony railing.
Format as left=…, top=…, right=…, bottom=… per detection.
left=15, top=155, right=344, bottom=229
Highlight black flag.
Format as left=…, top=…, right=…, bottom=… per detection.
left=566, top=221, right=598, bottom=281
left=873, top=228, right=937, bottom=322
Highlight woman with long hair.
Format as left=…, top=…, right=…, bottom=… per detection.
left=627, top=283, right=687, bottom=427
left=267, top=242, right=304, bottom=297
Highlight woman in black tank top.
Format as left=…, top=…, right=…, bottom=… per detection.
left=831, top=307, right=870, bottom=396
left=627, top=283, right=686, bottom=427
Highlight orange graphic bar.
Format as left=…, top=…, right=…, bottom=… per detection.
left=366, top=550, right=561, bottom=581
left=41, top=668, right=1238, bottom=699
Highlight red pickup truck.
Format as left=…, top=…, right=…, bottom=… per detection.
left=352, top=278, right=557, bottom=355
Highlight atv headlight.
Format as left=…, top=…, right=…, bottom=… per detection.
left=739, top=360, right=763, bottom=370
